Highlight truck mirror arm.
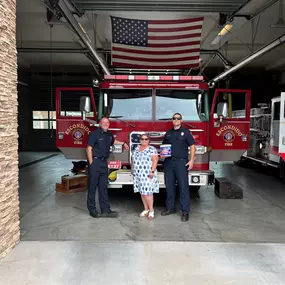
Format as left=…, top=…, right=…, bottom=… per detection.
left=85, top=118, right=99, bottom=127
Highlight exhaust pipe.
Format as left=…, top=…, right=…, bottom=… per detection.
left=54, top=0, right=111, bottom=75
left=209, top=33, right=285, bottom=87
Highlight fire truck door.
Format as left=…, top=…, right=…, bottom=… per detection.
left=279, top=92, right=285, bottom=161
left=209, top=89, right=251, bottom=162
left=55, top=87, right=98, bottom=160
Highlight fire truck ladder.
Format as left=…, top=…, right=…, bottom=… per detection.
left=45, top=0, right=111, bottom=76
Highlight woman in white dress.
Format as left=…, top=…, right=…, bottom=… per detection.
left=131, top=133, right=159, bottom=220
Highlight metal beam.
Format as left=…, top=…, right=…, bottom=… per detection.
left=200, top=50, right=233, bottom=68
left=53, top=0, right=110, bottom=75
left=209, top=33, right=285, bottom=87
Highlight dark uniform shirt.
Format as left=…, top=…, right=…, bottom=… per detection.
left=87, top=127, right=114, bottom=159
left=162, top=126, right=195, bottom=159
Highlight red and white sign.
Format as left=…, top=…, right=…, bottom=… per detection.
left=108, top=161, right=122, bottom=169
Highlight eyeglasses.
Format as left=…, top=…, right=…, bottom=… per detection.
left=172, top=117, right=182, bottom=120
left=140, top=138, right=149, bottom=141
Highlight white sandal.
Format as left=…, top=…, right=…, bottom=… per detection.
left=148, top=210, right=154, bottom=220
left=139, top=210, right=149, bottom=217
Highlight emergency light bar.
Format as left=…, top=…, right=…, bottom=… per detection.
left=104, top=75, right=204, bottom=81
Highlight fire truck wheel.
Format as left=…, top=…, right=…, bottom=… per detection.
left=280, top=159, right=285, bottom=183
left=190, top=186, right=200, bottom=199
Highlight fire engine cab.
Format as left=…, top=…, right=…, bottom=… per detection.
left=56, top=75, right=251, bottom=189
left=233, top=93, right=285, bottom=182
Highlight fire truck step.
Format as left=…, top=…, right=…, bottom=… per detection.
left=214, top=177, right=243, bottom=199
left=56, top=174, right=88, bottom=194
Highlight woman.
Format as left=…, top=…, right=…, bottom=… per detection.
left=131, top=133, right=159, bottom=220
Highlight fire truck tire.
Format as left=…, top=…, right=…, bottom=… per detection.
left=280, top=159, right=285, bottom=183
left=190, top=186, right=200, bottom=199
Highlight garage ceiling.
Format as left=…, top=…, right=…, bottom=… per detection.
left=72, top=0, right=248, bottom=12
left=17, top=0, right=285, bottom=77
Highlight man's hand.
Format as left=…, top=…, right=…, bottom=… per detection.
left=123, top=143, right=130, bottom=151
left=185, top=159, right=194, bottom=170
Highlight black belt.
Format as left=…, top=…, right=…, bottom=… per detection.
left=170, top=157, right=187, bottom=160
left=93, top=157, right=107, bottom=161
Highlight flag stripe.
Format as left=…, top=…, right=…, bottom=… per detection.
left=148, top=24, right=203, bottom=33
left=112, top=43, right=201, bottom=53
left=113, top=49, right=200, bottom=58
left=112, top=62, right=200, bottom=69
left=148, top=21, right=203, bottom=30
left=112, top=54, right=200, bottom=62
left=149, top=29, right=202, bottom=37
left=148, top=41, right=201, bottom=48
left=148, top=17, right=204, bottom=25
left=148, top=33, right=201, bottom=41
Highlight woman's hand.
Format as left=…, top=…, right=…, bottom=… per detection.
left=148, top=172, right=154, bottom=179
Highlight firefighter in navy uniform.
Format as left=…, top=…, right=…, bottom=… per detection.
left=161, top=113, right=196, bottom=222
left=86, top=117, right=129, bottom=218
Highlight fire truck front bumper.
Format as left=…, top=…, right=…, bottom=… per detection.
left=107, top=170, right=215, bottom=188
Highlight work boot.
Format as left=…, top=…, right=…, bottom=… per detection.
left=101, top=210, right=118, bottom=218
left=181, top=213, right=189, bottom=222
left=161, top=209, right=176, bottom=216
left=89, top=211, right=100, bottom=218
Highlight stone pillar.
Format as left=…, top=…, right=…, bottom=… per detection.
left=0, top=0, right=20, bottom=258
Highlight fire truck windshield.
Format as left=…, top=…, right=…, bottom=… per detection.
left=102, top=89, right=209, bottom=121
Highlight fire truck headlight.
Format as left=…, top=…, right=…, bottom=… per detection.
left=195, top=146, right=207, bottom=154
left=112, top=144, right=123, bottom=153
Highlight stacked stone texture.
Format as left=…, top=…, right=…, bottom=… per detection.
left=0, top=0, right=20, bottom=259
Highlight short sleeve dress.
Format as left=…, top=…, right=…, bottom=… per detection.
left=132, top=145, right=159, bottom=195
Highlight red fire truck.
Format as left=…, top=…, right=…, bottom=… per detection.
left=56, top=75, right=251, bottom=190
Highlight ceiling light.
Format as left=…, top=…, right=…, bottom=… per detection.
left=211, top=24, right=233, bottom=46
left=218, top=24, right=233, bottom=36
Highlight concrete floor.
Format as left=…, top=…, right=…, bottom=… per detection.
left=1, top=153, right=285, bottom=284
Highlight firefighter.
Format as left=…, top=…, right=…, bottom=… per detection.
left=161, top=113, right=196, bottom=222
left=86, top=117, right=129, bottom=218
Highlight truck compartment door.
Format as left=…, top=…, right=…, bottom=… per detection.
left=209, top=89, right=251, bottom=162
left=279, top=92, right=285, bottom=161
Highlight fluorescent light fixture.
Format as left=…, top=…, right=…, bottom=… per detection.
left=211, top=24, right=233, bottom=46
left=218, top=24, right=233, bottom=36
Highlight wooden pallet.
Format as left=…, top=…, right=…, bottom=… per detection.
left=56, top=174, right=88, bottom=194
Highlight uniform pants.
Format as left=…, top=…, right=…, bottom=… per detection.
left=87, top=159, right=110, bottom=213
left=164, top=157, right=190, bottom=214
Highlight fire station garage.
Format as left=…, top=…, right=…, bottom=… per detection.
left=1, top=0, right=285, bottom=283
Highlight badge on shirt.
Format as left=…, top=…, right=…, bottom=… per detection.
left=181, top=132, right=184, bottom=136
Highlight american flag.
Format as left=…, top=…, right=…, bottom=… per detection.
left=110, top=16, right=204, bottom=70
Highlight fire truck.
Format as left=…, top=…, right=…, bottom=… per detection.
left=233, top=93, right=285, bottom=182
left=55, top=75, right=252, bottom=190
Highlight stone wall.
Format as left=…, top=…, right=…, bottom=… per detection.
left=0, top=0, right=20, bottom=258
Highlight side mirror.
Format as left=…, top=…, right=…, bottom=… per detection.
left=217, top=102, right=228, bottom=119
left=80, top=96, right=91, bottom=113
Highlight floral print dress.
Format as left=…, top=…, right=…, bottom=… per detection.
left=132, top=145, right=159, bottom=195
